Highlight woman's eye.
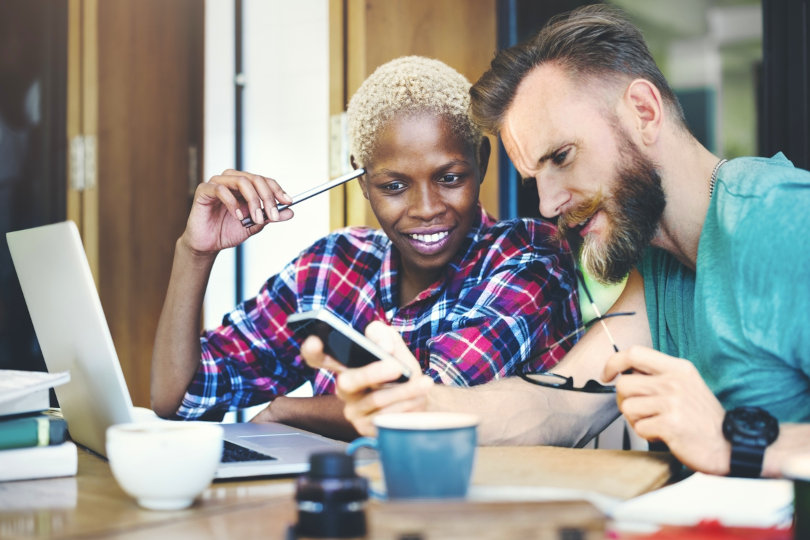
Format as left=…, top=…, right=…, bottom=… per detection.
left=551, top=149, right=570, bottom=166
left=382, top=181, right=405, bottom=192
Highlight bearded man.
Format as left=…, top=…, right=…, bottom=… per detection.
left=302, top=5, right=810, bottom=479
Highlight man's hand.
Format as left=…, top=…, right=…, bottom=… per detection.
left=604, top=345, right=730, bottom=474
left=300, top=320, right=433, bottom=436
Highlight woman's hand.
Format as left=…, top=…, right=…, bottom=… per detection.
left=182, top=170, right=294, bottom=255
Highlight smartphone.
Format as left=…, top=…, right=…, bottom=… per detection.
left=287, top=308, right=412, bottom=380
left=241, top=168, right=365, bottom=227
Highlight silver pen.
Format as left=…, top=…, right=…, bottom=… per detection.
left=241, top=168, right=366, bottom=227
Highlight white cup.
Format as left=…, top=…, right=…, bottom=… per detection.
left=106, top=421, right=223, bottom=510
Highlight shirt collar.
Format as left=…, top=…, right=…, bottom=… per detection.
left=378, top=204, right=491, bottom=312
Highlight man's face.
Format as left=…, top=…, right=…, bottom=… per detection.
left=501, top=64, right=665, bottom=283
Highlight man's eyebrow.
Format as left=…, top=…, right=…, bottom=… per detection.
left=537, top=141, right=570, bottom=164
left=537, top=148, right=557, bottom=163
left=515, top=147, right=556, bottom=179
left=538, top=139, right=579, bottom=165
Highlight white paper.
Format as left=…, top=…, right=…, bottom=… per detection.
left=0, top=441, right=78, bottom=483
left=0, top=370, right=70, bottom=404
left=610, top=472, right=794, bottom=528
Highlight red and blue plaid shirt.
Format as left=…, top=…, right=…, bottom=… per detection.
left=177, top=207, right=580, bottom=420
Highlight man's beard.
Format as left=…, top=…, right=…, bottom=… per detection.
left=558, top=134, right=666, bottom=284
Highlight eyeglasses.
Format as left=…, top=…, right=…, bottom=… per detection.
left=519, top=371, right=618, bottom=393
left=519, top=267, right=635, bottom=393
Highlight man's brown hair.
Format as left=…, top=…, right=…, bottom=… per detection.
left=470, top=4, right=685, bottom=133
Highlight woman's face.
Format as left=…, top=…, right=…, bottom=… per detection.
left=359, top=113, right=486, bottom=293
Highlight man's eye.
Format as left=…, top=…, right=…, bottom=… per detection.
left=552, top=149, right=569, bottom=166
left=439, top=174, right=461, bottom=183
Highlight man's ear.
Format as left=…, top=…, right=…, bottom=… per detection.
left=350, top=155, right=370, bottom=199
left=476, top=136, right=492, bottom=183
left=624, top=79, right=663, bottom=145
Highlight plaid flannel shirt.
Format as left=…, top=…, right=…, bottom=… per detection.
left=176, top=207, right=580, bottom=420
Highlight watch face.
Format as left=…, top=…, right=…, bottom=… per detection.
left=723, top=406, right=780, bottom=446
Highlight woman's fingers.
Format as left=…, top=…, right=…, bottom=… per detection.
left=215, top=169, right=293, bottom=225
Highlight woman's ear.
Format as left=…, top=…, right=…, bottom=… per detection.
left=476, top=137, right=491, bottom=183
left=350, top=155, right=370, bottom=199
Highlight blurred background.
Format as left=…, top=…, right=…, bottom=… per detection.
left=0, top=0, right=807, bottom=410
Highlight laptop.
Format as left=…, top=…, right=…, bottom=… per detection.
left=6, top=221, right=347, bottom=479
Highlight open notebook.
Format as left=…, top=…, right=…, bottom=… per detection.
left=6, top=220, right=345, bottom=479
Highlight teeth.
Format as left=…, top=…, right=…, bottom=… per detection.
left=574, top=216, right=591, bottom=229
left=410, top=231, right=449, bottom=244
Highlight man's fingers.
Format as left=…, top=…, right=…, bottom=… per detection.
left=300, top=335, right=346, bottom=373
left=365, top=320, right=421, bottom=373
left=340, top=374, right=432, bottom=415
left=603, top=345, right=682, bottom=381
left=337, top=359, right=416, bottom=396
left=368, top=394, right=429, bottom=416
left=628, top=415, right=665, bottom=442
left=618, top=395, right=662, bottom=425
left=343, top=391, right=428, bottom=431
left=614, top=372, right=665, bottom=400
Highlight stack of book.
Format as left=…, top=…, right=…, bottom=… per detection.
left=0, top=369, right=77, bottom=482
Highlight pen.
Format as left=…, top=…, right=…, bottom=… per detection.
left=577, top=269, right=620, bottom=353
left=241, top=168, right=365, bottom=227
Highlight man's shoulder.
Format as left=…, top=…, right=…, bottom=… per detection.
left=721, top=153, right=810, bottom=197
left=637, top=247, right=691, bottom=288
left=712, top=154, right=810, bottom=242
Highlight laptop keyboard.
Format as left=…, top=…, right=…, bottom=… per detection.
left=221, top=440, right=278, bottom=463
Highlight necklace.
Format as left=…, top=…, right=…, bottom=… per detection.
left=709, top=158, right=728, bottom=199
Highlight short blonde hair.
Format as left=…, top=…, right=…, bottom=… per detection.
left=347, top=56, right=483, bottom=167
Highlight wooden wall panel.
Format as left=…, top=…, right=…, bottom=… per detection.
left=343, top=0, right=499, bottom=228
left=329, top=0, right=348, bottom=231
left=95, top=0, right=203, bottom=407
left=66, top=0, right=99, bottom=277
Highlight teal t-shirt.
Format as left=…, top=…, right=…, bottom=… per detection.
left=640, top=153, right=810, bottom=422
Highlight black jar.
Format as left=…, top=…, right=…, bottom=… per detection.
left=293, top=451, right=369, bottom=538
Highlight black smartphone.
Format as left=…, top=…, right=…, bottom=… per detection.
left=287, top=308, right=411, bottom=380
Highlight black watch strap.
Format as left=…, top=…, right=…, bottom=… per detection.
left=729, top=443, right=766, bottom=478
left=723, top=406, right=779, bottom=478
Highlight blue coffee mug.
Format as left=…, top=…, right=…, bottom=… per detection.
left=346, top=412, right=478, bottom=500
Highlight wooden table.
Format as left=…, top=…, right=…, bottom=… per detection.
left=0, top=445, right=677, bottom=539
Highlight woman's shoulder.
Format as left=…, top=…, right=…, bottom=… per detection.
left=480, top=215, right=566, bottom=253
left=309, top=226, right=390, bottom=256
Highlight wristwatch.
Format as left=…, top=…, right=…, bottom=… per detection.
left=722, top=406, right=779, bottom=478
